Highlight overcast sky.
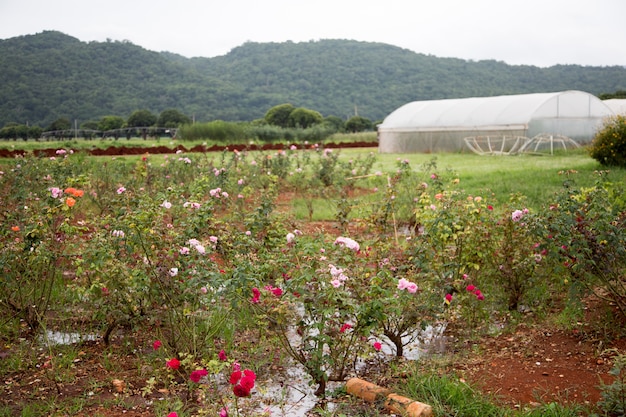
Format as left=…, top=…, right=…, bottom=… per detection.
left=1, top=0, right=624, bottom=68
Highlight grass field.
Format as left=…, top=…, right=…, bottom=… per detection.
left=1, top=136, right=613, bottom=213
left=358, top=148, right=605, bottom=209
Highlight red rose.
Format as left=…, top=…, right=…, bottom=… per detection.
left=232, top=384, right=250, bottom=397
left=190, top=369, right=208, bottom=383
left=229, top=370, right=242, bottom=385
left=251, top=287, right=261, bottom=303
left=240, top=376, right=255, bottom=391
left=166, top=358, right=180, bottom=370
left=230, top=368, right=255, bottom=397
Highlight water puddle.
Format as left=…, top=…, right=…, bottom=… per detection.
left=254, top=322, right=447, bottom=416
left=376, top=323, right=448, bottom=360
left=257, top=363, right=341, bottom=416
left=39, top=330, right=97, bottom=346
left=35, top=319, right=446, bottom=416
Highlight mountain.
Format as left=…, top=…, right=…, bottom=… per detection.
left=1, top=31, right=626, bottom=128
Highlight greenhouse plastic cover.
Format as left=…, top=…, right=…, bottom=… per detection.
left=379, top=90, right=611, bottom=132
left=603, top=99, right=626, bottom=115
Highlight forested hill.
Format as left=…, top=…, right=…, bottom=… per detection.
left=2, top=31, right=626, bottom=128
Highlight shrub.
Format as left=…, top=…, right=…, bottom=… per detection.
left=178, top=120, right=246, bottom=142
left=536, top=173, right=626, bottom=321
left=589, top=115, right=626, bottom=167
left=490, top=206, right=546, bottom=312
left=246, top=124, right=288, bottom=143
left=295, top=124, right=335, bottom=142
left=598, top=353, right=626, bottom=416
left=288, top=107, right=323, bottom=129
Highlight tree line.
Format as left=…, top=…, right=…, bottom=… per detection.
left=0, top=105, right=375, bottom=142
left=2, top=31, right=626, bottom=130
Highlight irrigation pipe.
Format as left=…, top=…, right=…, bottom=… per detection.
left=346, top=378, right=433, bottom=417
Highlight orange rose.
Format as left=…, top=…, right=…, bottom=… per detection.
left=66, top=197, right=76, bottom=207
left=11, top=225, right=20, bottom=232
left=64, top=187, right=84, bottom=198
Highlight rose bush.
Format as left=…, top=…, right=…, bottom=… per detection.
left=1, top=143, right=624, bottom=414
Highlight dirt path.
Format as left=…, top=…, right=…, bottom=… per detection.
left=453, top=323, right=623, bottom=407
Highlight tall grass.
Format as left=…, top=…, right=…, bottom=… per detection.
left=403, top=373, right=508, bottom=417
left=178, top=120, right=247, bottom=142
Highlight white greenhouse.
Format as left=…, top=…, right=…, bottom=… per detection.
left=603, top=99, right=626, bottom=115
left=378, top=90, right=614, bottom=153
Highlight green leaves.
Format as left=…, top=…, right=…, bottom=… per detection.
left=590, top=115, right=626, bottom=167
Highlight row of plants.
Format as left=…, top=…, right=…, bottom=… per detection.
left=1, top=144, right=625, bottom=416
left=178, top=121, right=340, bottom=144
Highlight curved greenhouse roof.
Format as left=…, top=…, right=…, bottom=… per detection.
left=603, top=99, right=626, bottom=115
left=378, top=90, right=613, bottom=153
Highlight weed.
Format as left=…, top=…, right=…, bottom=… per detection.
left=403, top=372, right=509, bottom=417
left=598, top=353, right=626, bottom=416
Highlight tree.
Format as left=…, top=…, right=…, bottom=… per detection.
left=265, top=103, right=295, bottom=128
left=46, top=118, right=71, bottom=132
left=0, top=123, right=20, bottom=140
left=288, top=107, right=323, bottom=129
left=127, top=110, right=157, bottom=139
left=345, top=116, right=373, bottom=133
left=77, top=121, right=99, bottom=140
left=127, top=110, right=157, bottom=128
left=598, top=90, right=626, bottom=100
left=323, top=115, right=345, bottom=132
left=157, top=109, right=191, bottom=128
left=2, top=124, right=30, bottom=141
left=28, top=126, right=43, bottom=140
left=99, top=115, right=125, bottom=131
left=81, top=120, right=100, bottom=130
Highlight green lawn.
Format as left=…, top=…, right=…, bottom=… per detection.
left=346, top=148, right=609, bottom=210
